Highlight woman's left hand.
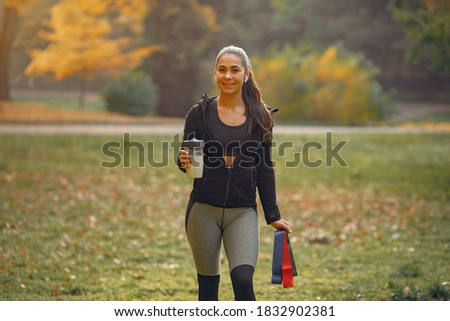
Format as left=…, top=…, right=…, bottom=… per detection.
left=270, top=219, right=292, bottom=233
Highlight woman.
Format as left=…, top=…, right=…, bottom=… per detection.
left=178, top=45, right=291, bottom=301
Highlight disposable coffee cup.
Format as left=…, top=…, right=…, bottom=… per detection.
left=182, top=139, right=204, bottom=179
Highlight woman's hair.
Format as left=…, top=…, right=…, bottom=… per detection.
left=215, top=46, right=272, bottom=142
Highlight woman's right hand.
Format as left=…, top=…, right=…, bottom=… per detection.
left=179, top=149, right=191, bottom=169
left=270, top=219, right=292, bottom=233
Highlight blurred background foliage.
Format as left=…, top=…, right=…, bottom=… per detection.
left=102, top=70, right=159, bottom=116
left=255, top=42, right=390, bottom=124
left=389, top=0, right=450, bottom=75
left=0, top=0, right=449, bottom=121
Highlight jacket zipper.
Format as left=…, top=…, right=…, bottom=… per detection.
left=218, top=133, right=254, bottom=207
left=200, top=97, right=230, bottom=206
left=223, top=167, right=232, bottom=206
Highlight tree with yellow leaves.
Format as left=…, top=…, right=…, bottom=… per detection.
left=0, top=0, right=40, bottom=100
left=25, top=0, right=163, bottom=108
left=256, top=42, right=390, bottom=125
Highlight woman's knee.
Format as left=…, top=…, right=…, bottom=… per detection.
left=230, top=265, right=254, bottom=284
left=230, top=265, right=256, bottom=300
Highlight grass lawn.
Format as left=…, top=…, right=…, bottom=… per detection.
left=0, top=132, right=449, bottom=300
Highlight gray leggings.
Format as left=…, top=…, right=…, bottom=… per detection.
left=186, top=201, right=259, bottom=276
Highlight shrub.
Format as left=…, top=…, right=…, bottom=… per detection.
left=389, top=282, right=450, bottom=301
left=255, top=42, right=391, bottom=125
left=102, top=71, right=159, bottom=116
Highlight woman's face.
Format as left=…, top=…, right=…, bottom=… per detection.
left=214, top=53, right=249, bottom=96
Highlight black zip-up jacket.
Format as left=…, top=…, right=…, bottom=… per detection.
left=178, top=95, right=281, bottom=225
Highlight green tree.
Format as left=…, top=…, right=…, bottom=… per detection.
left=143, top=0, right=218, bottom=116
left=203, top=0, right=276, bottom=51
left=269, top=0, right=448, bottom=99
left=388, top=0, right=450, bottom=75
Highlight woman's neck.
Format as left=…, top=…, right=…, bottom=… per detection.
left=217, top=94, right=245, bottom=110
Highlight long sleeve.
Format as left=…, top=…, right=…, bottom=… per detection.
left=177, top=106, right=198, bottom=173
left=256, top=130, right=281, bottom=224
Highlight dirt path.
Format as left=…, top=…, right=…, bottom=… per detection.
left=0, top=123, right=448, bottom=135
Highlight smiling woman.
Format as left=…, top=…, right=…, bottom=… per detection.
left=213, top=46, right=273, bottom=142
left=214, top=54, right=248, bottom=97
left=177, top=46, right=291, bottom=301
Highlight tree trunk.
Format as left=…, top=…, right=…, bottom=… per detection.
left=78, top=74, right=86, bottom=109
left=0, top=5, right=19, bottom=100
